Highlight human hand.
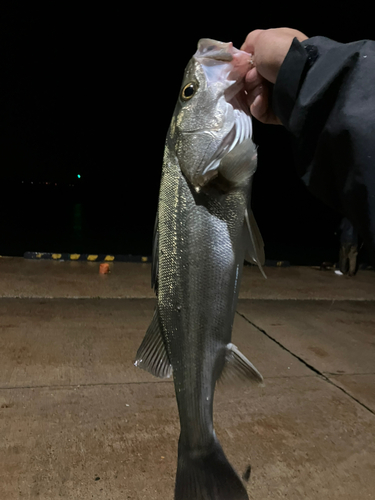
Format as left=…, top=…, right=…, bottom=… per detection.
left=241, top=28, right=308, bottom=124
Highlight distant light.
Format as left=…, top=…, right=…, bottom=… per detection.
left=77, top=174, right=81, bottom=179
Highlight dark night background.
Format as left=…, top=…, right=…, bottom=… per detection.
left=0, top=5, right=373, bottom=264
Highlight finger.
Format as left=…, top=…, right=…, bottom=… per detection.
left=240, top=29, right=264, bottom=53
left=246, top=84, right=263, bottom=108
left=250, top=94, right=267, bottom=122
left=245, top=67, right=262, bottom=85
left=250, top=88, right=282, bottom=125
left=276, top=27, right=308, bottom=42
left=244, top=67, right=264, bottom=92
left=244, top=68, right=267, bottom=112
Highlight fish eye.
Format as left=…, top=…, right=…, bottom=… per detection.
left=181, top=82, right=197, bottom=101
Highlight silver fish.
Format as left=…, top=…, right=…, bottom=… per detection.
left=135, top=39, right=265, bottom=500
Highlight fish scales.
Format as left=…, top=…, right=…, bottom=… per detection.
left=135, top=38, right=265, bottom=500
left=159, top=146, right=247, bottom=449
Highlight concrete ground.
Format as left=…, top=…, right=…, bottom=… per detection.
left=0, top=257, right=374, bottom=500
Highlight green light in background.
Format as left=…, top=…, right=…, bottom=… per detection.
left=77, top=174, right=81, bottom=179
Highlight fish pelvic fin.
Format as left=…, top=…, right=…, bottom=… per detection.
left=175, top=435, right=249, bottom=500
left=244, top=208, right=267, bottom=279
left=219, top=343, right=263, bottom=385
left=134, top=307, right=172, bottom=378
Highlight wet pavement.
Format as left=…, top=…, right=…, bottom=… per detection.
left=0, top=257, right=374, bottom=499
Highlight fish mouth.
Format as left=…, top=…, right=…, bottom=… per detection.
left=194, top=39, right=252, bottom=100
left=195, top=39, right=234, bottom=62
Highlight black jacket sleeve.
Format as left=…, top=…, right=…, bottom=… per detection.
left=273, top=36, right=375, bottom=261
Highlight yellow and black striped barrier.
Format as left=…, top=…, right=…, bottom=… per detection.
left=23, top=253, right=290, bottom=267
left=24, top=252, right=151, bottom=263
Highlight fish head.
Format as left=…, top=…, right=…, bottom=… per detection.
left=170, top=39, right=254, bottom=188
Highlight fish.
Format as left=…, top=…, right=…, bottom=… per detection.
left=134, top=38, right=265, bottom=500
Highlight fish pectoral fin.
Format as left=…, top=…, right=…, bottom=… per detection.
left=220, top=343, right=263, bottom=384
left=244, top=208, right=267, bottom=279
left=134, top=308, right=172, bottom=379
left=218, top=137, right=257, bottom=188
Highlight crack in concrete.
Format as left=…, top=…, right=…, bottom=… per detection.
left=325, top=372, right=375, bottom=376
left=237, top=311, right=375, bottom=417
left=0, top=381, right=174, bottom=390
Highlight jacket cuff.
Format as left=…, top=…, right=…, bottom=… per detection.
left=273, top=38, right=316, bottom=127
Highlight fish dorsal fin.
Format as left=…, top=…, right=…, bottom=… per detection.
left=219, top=343, right=263, bottom=384
left=244, top=208, right=267, bottom=278
left=134, top=308, right=172, bottom=379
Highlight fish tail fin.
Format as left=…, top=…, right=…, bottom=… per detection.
left=175, top=435, right=249, bottom=500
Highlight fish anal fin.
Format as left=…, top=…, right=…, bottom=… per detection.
left=134, top=308, right=172, bottom=379
left=219, top=343, right=263, bottom=385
